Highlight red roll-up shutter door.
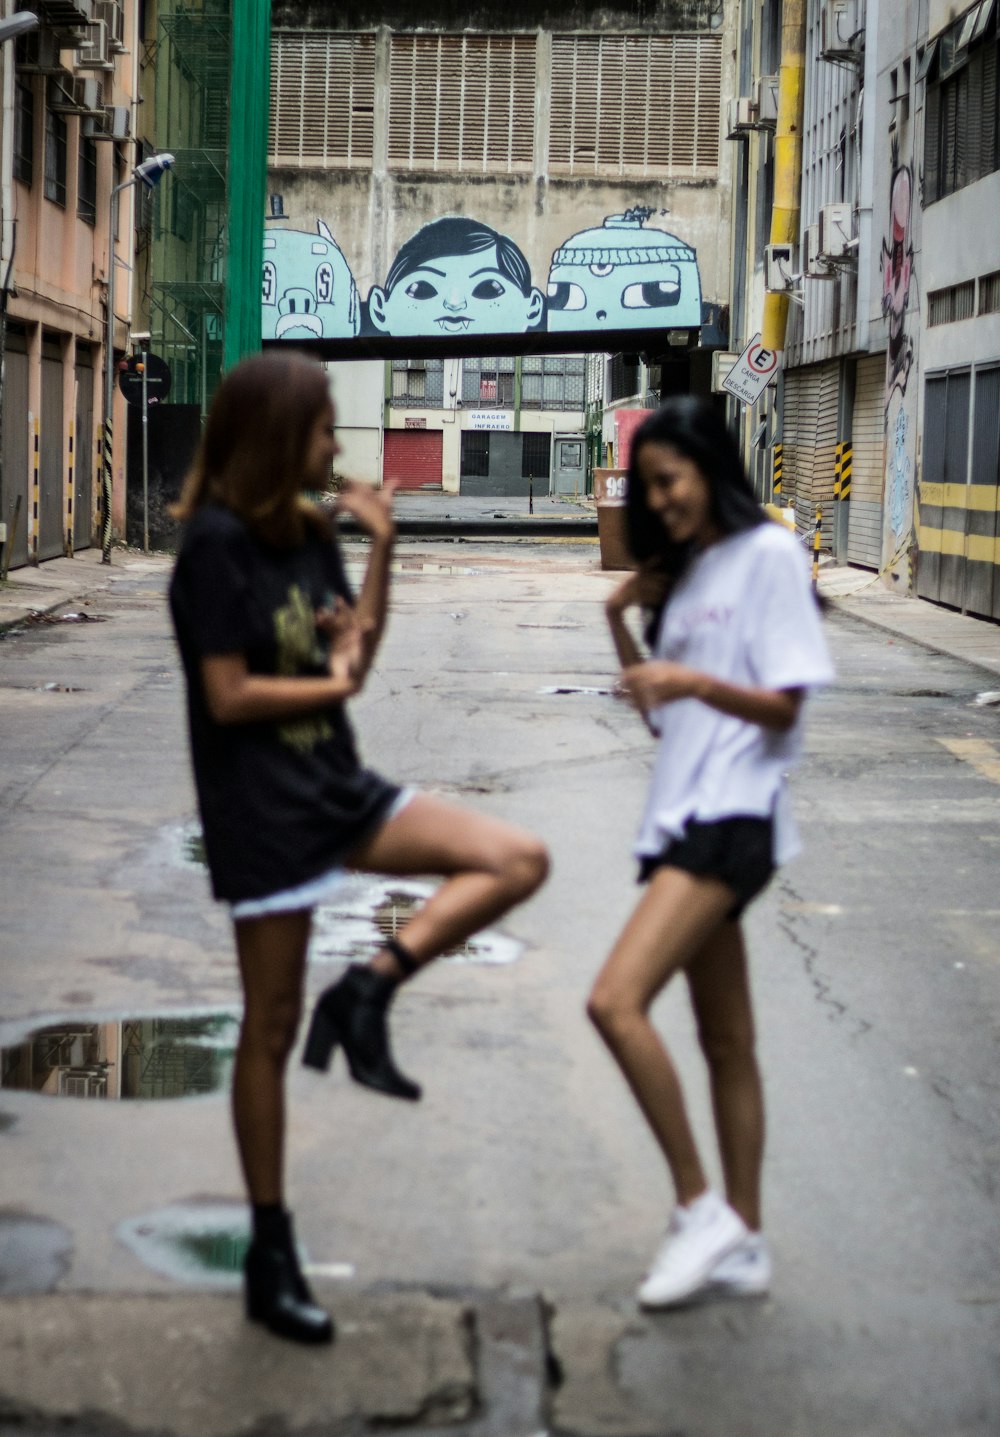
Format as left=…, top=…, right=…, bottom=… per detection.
left=383, top=430, right=443, bottom=489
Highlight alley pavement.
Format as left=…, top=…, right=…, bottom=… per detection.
left=1, top=537, right=999, bottom=1436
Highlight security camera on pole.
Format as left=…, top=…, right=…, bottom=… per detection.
left=101, top=152, right=175, bottom=564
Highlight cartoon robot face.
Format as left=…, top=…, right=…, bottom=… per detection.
left=262, top=222, right=360, bottom=341
left=546, top=212, right=702, bottom=332
left=369, top=244, right=544, bottom=337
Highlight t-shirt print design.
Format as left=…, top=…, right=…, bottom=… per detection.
left=274, top=583, right=333, bottom=752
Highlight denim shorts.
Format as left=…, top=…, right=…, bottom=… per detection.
left=637, top=815, right=775, bottom=918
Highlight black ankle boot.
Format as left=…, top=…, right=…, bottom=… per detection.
left=244, top=1227, right=333, bottom=1345
left=302, top=965, right=422, bottom=1101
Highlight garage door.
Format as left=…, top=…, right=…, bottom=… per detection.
left=383, top=429, right=442, bottom=490
left=846, top=353, right=886, bottom=569
left=783, top=361, right=838, bottom=547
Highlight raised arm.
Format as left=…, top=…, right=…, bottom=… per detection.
left=333, top=479, right=398, bottom=679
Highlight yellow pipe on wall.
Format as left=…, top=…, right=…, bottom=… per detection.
left=761, top=0, right=807, bottom=352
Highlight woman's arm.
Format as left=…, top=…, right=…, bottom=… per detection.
left=201, top=628, right=361, bottom=726
left=621, top=661, right=803, bottom=732
left=604, top=566, right=668, bottom=670
left=334, top=480, right=397, bottom=678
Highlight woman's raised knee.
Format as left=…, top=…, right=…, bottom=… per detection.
left=503, top=834, right=550, bottom=900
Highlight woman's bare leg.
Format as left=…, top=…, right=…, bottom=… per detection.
left=586, top=868, right=734, bottom=1205
left=686, top=921, right=764, bottom=1230
left=348, top=794, right=549, bottom=974
left=232, top=910, right=311, bottom=1204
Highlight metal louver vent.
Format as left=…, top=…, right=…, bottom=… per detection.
left=550, top=33, right=722, bottom=177
left=269, top=30, right=376, bottom=167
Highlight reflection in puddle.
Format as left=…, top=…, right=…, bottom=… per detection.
left=118, top=1201, right=354, bottom=1287
left=312, top=877, right=523, bottom=967
left=0, top=1013, right=240, bottom=1101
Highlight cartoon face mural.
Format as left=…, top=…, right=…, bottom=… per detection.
left=881, top=162, right=914, bottom=403
left=367, top=218, right=544, bottom=337
left=262, top=221, right=360, bottom=341
left=546, top=209, right=702, bottom=332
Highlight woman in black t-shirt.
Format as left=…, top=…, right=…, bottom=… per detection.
left=169, top=351, right=548, bottom=1346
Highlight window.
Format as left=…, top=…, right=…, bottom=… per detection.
left=927, top=280, right=976, bottom=325
left=521, top=354, right=586, bottom=410
left=269, top=30, right=375, bottom=167
left=78, top=133, right=97, bottom=225
left=388, top=33, right=536, bottom=173
left=44, top=104, right=67, bottom=206
left=609, top=353, right=641, bottom=402
left=462, top=356, right=515, bottom=407
left=550, top=33, right=722, bottom=177
left=521, top=431, right=551, bottom=480
left=14, top=78, right=33, bottom=186
left=390, top=358, right=444, bottom=407
left=461, top=430, right=490, bottom=476
left=924, top=10, right=999, bottom=203
left=979, top=269, right=1000, bottom=314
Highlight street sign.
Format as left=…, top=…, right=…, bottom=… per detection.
left=118, top=352, right=172, bottom=406
left=721, top=333, right=780, bottom=405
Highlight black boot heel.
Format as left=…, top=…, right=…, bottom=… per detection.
left=302, top=1006, right=339, bottom=1072
left=244, top=1238, right=333, bottom=1345
left=302, top=965, right=421, bottom=1101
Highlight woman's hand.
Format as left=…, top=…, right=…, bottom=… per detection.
left=605, top=563, right=669, bottom=618
left=621, top=660, right=698, bottom=713
left=335, top=478, right=398, bottom=543
left=316, top=597, right=370, bottom=688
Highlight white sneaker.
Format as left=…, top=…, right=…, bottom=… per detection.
left=708, top=1232, right=772, bottom=1297
left=637, top=1191, right=748, bottom=1309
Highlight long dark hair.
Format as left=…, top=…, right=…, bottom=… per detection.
left=172, top=350, right=332, bottom=546
left=624, top=397, right=767, bottom=640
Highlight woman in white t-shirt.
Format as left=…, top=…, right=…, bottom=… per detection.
left=589, top=397, right=834, bottom=1309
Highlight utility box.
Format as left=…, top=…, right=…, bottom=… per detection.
left=764, top=243, right=798, bottom=292
left=593, top=468, right=633, bottom=570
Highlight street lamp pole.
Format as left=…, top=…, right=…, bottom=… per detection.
left=101, top=152, right=174, bottom=564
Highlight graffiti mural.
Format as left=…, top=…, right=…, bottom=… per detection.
left=546, top=209, right=702, bottom=332
left=881, top=158, right=915, bottom=405
left=263, top=209, right=702, bottom=340
left=262, top=221, right=360, bottom=341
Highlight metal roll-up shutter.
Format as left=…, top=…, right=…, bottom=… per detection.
left=74, top=346, right=94, bottom=551
left=783, top=361, right=838, bottom=546
left=847, top=354, right=886, bottom=569
left=383, top=429, right=443, bottom=490
left=39, top=336, right=65, bottom=562
left=2, top=326, right=29, bottom=570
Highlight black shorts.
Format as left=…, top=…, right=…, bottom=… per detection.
left=637, top=815, right=775, bottom=918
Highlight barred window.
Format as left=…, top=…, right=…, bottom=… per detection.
left=388, top=34, right=536, bottom=173
left=44, top=103, right=66, bottom=207
left=928, top=280, right=976, bottom=325
left=550, top=33, right=722, bottom=177
left=14, top=78, right=33, bottom=187
left=269, top=30, right=375, bottom=167
left=521, top=355, right=586, bottom=410
left=461, top=430, right=490, bottom=476
left=78, top=133, right=98, bottom=226
left=390, top=358, right=444, bottom=407
left=462, top=356, right=515, bottom=407
left=980, top=269, right=1000, bottom=315
left=609, top=353, right=641, bottom=402
left=521, top=431, right=551, bottom=479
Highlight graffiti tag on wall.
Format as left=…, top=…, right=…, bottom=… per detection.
left=261, top=208, right=703, bottom=341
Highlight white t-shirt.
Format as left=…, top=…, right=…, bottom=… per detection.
left=634, top=521, right=835, bottom=866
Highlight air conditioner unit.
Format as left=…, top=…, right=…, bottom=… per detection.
left=804, top=224, right=836, bottom=280
left=105, top=103, right=129, bottom=139
left=97, top=0, right=126, bottom=52
left=764, top=243, right=799, bottom=293
left=726, top=97, right=757, bottom=139
left=49, top=74, right=102, bottom=112
left=753, top=75, right=780, bottom=128
left=818, top=202, right=855, bottom=259
left=76, top=18, right=114, bottom=71
left=820, top=0, right=861, bottom=62
left=18, top=30, right=68, bottom=74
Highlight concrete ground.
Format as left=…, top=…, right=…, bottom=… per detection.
left=1, top=538, right=999, bottom=1435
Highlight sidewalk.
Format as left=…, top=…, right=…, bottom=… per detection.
left=5, top=545, right=1000, bottom=681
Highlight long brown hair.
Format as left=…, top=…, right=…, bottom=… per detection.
left=172, top=350, right=333, bottom=546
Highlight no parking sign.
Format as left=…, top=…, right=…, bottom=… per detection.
left=721, top=334, right=780, bottom=405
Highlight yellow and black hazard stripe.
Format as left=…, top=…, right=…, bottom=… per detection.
left=772, top=442, right=782, bottom=497
left=834, top=441, right=852, bottom=501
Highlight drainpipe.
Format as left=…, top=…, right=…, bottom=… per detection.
left=761, top=0, right=806, bottom=353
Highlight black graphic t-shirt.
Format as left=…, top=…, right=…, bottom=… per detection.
left=169, top=503, right=400, bottom=902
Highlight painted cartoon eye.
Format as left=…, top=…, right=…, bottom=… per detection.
left=315, top=262, right=334, bottom=305
left=546, top=282, right=587, bottom=312
left=589, top=263, right=614, bottom=277
left=262, top=261, right=276, bottom=306
left=622, top=273, right=681, bottom=309
left=472, top=279, right=506, bottom=300
left=405, top=280, right=438, bottom=300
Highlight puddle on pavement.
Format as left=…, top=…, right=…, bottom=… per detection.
left=538, top=683, right=615, bottom=696
left=0, top=1212, right=73, bottom=1294
left=311, top=876, right=523, bottom=966
left=0, top=1012, right=240, bottom=1101
left=117, top=1201, right=354, bottom=1287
